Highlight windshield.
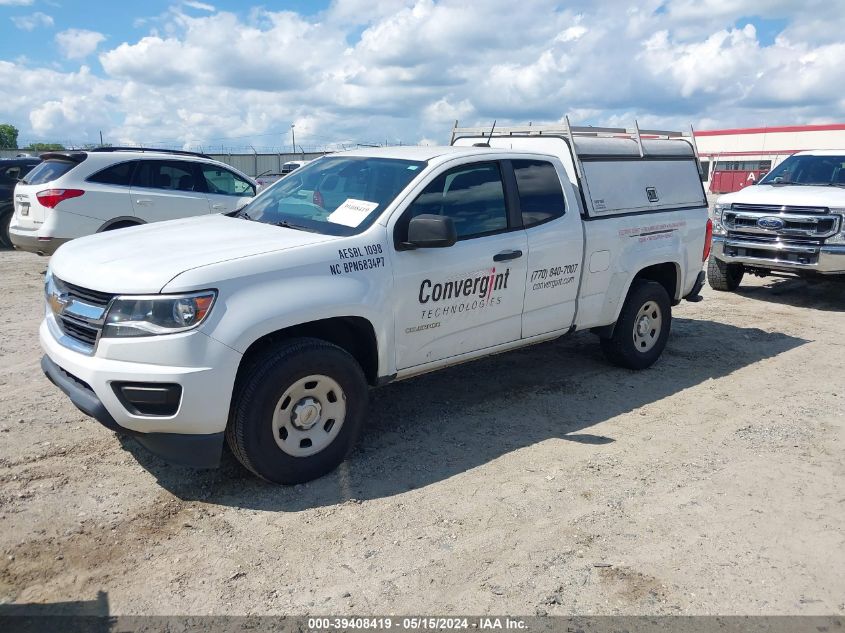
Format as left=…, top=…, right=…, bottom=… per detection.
left=759, top=154, right=845, bottom=186
left=241, top=156, right=427, bottom=235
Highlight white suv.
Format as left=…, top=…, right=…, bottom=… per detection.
left=10, top=148, right=256, bottom=255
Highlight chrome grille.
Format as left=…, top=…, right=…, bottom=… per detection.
left=50, top=276, right=114, bottom=350
left=723, top=205, right=840, bottom=244
left=61, top=281, right=114, bottom=307
left=731, top=203, right=829, bottom=215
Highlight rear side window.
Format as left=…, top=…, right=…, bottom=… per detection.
left=23, top=160, right=77, bottom=185
left=133, top=160, right=202, bottom=192
left=88, top=161, right=135, bottom=186
left=511, top=160, right=566, bottom=228
left=1, top=166, right=21, bottom=181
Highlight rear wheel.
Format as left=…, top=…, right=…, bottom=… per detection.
left=601, top=280, right=671, bottom=370
left=226, top=337, right=368, bottom=484
left=0, top=207, right=12, bottom=249
left=707, top=257, right=744, bottom=291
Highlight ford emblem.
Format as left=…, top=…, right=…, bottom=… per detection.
left=757, top=216, right=785, bottom=230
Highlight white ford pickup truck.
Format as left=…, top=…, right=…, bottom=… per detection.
left=709, top=149, right=845, bottom=290
left=40, top=124, right=711, bottom=483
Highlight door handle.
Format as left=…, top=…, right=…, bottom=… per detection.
left=493, top=249, right=523, bottom=262
left=211, top=204, right=226, bottom=210
left=135, top=199, right=153, bottom=206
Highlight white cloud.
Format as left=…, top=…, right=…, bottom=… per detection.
left=183, top=1, right=215, bottom=11
left=10, top=11, right=53, bottom=31
left=2, top=1, right=845, bottom=149
left=0, top=0, right=34, bottom=5
left=55, top=29, right=106, bottom=59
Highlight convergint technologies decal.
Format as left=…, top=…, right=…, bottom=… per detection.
left=413, top=266, right=511, bottom=326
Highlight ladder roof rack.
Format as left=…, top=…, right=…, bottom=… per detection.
left=450, top=123, right=690, bottom=144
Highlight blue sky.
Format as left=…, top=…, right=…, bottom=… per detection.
left=1, top=1, right=332, bottom=66
left=0, top=0, right=843, bottom=150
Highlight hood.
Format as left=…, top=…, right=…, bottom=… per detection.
left=49, top=215, right=338, bottom=294
left=717, top=184, right=845, bottom=209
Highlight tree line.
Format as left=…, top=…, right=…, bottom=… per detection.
left=1, top=123, right=67, bottom=151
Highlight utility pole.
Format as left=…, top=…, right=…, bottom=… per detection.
left=290, top=124, right=295, bottom=155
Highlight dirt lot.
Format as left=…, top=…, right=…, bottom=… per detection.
left=0, top=248, right=842, bottom=616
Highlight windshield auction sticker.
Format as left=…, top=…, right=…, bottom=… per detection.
left=327, top=199, right=380, bottom=227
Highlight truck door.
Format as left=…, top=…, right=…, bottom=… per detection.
left=509, top=159, right=584, bottom=338
left=391, top=161, right=528, bottom=370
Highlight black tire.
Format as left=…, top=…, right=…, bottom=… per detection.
left=0, top=206, right=12, bottom=249
left=226, top=337, right=368, bottom=484
left=707, top=257, right=744, bottom=291
left=600, top=280, right=671, bottom=370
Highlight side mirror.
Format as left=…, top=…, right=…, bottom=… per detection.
left=405, top=214, right=457, bottom=249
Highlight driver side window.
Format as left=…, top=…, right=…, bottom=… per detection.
left=400, top=162, right=508, bottom=240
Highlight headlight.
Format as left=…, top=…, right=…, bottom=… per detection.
left=827, top=209, right=845, bottom=244
left=102, top=291, right=216, bottom=338
left=711, top=203, right=729, bottom=235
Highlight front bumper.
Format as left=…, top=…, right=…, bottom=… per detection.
left=40, top=316, right=242, bottom=468
left=41, top=355, right=223, bottom=468
left=712, top=236, right=845, bottom=274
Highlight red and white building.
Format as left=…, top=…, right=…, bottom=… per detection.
left=694, top=124, right=845, bottom=194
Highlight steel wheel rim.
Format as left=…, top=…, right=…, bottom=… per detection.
left=271, top=374, right=347, bottom=457
left=633, top=300, right=662, bottom=353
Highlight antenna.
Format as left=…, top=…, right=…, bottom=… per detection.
left=487, top=120, right=497, bottom=143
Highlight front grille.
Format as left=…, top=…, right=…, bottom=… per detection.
left=59, top=315, right=100, bottom=345
left=61, top=280, right=114, bottom=307
left=53, top=277, right=115, bottom=349
left=728, top=215, right=837, bottom=235
left=731, top=203, right=829, bottom=215
left=723, top=205, right=841, bottom=245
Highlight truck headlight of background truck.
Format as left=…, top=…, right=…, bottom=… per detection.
left=827, top=208, right=845, bottom=244
left=102, top=290, right=216, bottom=337
left=711, top=203, right=728, bottom=236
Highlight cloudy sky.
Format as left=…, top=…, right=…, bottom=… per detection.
left=1, top=0, right=844, bottom=151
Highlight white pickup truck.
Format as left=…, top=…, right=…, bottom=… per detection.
left=40, top=124, right=711, bottom=483
left=708, top=149, right=845, bottom=290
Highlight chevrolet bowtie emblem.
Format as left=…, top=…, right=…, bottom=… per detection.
left=48, top=290, right=70, bottom=316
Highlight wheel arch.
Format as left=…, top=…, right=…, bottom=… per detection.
left=97, top=216, right=145, bottom=232
left=593, top=261, right=680, bottom=339
left=632, top=261, right=681, bottom=304
left=235, top=316, right=380, bottom=388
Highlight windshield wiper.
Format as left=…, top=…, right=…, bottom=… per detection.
left=275, top=220, right=317, bottom=233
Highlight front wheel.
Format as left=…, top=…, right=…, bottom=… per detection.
left=601, top=280, right=671, bottom=370
left=226, top=337, right=368, bottom=484
left=707, top=257, right=744, bottom=291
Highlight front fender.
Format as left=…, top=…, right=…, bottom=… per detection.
left=179, top=263, right=394, bottom=377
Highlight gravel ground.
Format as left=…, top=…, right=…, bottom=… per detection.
left=0, top=248, right=843, bottom=616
